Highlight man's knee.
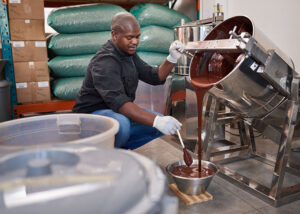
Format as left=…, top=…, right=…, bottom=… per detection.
left=92, top=109, right=131, bottom=148
left=113, top=114, right=131, bottom=148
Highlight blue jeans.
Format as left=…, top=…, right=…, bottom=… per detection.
left=92, top=109, right=163, bottom=150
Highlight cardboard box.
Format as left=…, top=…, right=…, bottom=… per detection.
left=8, top=0, right=44, bottom=20
left=14, top=61, right=49, bottom=83
left=10, top=19, right=46, bottom=40
left=16, top=81, right=51, bottom=104
left=11, top=41, right=48, bottom=62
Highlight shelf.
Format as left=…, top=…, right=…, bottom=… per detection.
left=14, top=100, right=75, bottom=118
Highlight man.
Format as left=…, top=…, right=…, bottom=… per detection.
left=73, top=12, right=184, bottom=149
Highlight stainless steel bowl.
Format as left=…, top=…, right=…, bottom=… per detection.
left=166, top=160, right=218, bottom=195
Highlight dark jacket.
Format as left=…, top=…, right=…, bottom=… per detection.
left=73, top=40, right=165, bottom=113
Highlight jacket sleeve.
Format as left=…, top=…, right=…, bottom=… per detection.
left=91, top=56, right=131, bottom=112
left=133, top=54, right=166, bottom=85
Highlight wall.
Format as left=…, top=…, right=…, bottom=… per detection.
left=44, top=8, right=57, bottom=34
left=201, top=0, right=300, bottom=71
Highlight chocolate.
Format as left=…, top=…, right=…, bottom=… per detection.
left=190, top=51, right=236, bottom=176
left=171, top=164, right=214, bottom=178
left=183, top=148, right=193, bottom=167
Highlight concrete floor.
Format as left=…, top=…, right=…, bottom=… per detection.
left=134, top=133, right=300, bottom=214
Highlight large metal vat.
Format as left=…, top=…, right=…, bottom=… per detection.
left=189, top=16, right=296, bottom=119
left=187, top=15, right=300, bottom=207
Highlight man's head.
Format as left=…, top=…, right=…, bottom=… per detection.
left=111, top=12, right=140, bottom=55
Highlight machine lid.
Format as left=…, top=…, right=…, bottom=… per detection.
left=0, top=145, right=166, bottom=214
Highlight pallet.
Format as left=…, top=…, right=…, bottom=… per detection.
left=169, top=183, right=213, bottom=205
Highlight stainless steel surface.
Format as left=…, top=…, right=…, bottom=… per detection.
left=188, top=15, right=300, bottom=207
left=189, top=16, right=296, bottom=120
left=200, top=94, right=299, bottom=206
left=184, top=15, right=224, bottom=26
left=175, top=23, right=213, bottom=75
left=185, top=39, right=241, bottom=53
left=166, top=160, right=218, bottom=195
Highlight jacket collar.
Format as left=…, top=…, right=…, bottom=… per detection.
left=107, top=40, right=134, bottom=58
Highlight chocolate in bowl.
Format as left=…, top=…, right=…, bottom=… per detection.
left=166, top=159, right=218, bottom=195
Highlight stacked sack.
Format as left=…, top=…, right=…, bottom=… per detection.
left=47, top=4, right=126, bottom=100
left=131, top=3, right=191, bottom=66
left=130, top=3, right=191, bottom=113
left=47, top=3, right=191, bottom=101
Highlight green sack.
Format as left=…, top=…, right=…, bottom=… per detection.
left=48, top=31, right=111, bottom=56
left=137, top=51, right=167, bottom=67
left=48, top=55, right=94, bottom=77
left=48, top=4, right=126, bottom=33
left=130, top=3, right=191, bottom=28
left=137, top=25, right=175, bottom=53
left=52, top=77, right=84, bottom=100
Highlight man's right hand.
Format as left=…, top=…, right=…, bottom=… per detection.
left=167, top=40, right=184, bottom=64
left=153, top=115, right=182, bottom=135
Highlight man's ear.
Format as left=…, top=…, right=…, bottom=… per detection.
left=111, top=30, right=118, bottom=41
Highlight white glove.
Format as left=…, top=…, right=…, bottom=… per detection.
left=167, top=40, right=184, bottom=63
left=153, top=115, right=182, bottom=135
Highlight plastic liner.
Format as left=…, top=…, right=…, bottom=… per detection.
left=48, top=31, right=111, bottom=56
left=137, top=25, right=175, bottom=53
left=130, top=3, right=191, bottom=28
left=47, top=4, right=126, bottom=33
left=0, top=115, right=119, bottom=148
left=52, top=77, right=84, bottom=100
left=137, top=51, right=167, bottom=67
left=48, top=55, right=94, bottom=77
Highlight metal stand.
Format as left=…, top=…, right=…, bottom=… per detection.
left=202, top=82, right=300, bottom=206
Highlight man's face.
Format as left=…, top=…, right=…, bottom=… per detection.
left=112, top=25, right=140, bottom=55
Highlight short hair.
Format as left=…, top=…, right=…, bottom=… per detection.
left=111, top=12, right=140, bottom=33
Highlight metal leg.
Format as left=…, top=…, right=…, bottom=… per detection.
left=247, top=125, right=256, bottom=153
left=202, top=95, right=219, bottom=160
left=238, top=121, right=256, bottom=152
left=238, top=121, right=247, bottom=146
left=270, top=99, right=299, bottom=199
